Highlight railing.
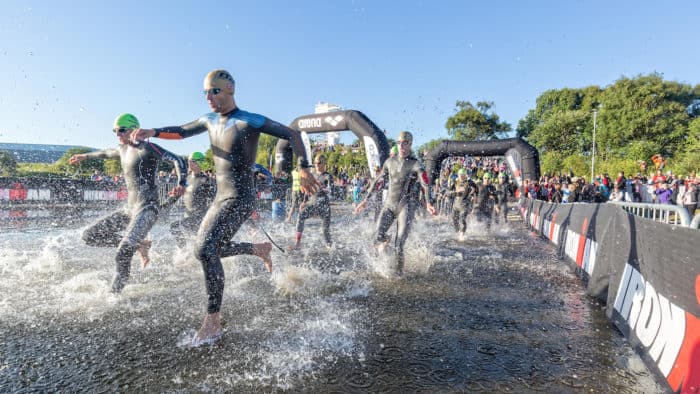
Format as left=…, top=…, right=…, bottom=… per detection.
left=690, top=213, right=700, bottom=229
left=610, top=201, right=692, bottom=227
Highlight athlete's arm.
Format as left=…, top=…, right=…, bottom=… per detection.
left=414, top=162, right=437, bottom=215
left=258, top=119, right=310, bottom=168
left=146, top=142, right=188, bottom=196
left=131, top=117, right=208, bottom=142
left=363, top=164, right=386, bottom=202
left=69, top=148, right=119, bottom=164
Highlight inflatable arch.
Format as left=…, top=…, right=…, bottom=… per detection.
left=423, top=138, right=540, bottom=187
left=274, top=110, right=391, bottom=177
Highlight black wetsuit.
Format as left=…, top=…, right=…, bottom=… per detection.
left=81, top=141, right=187, bottom=292
left=170, top=171, right=216, bottom=242
left=494, top=181, right=509, bottom=223
left=296, top=170, right=333, bottom=246
left=475, top=182, right=498, bottom=228
left=452, top=177, right=479, bottom=233
left=364, top=154, right=433, bottom=273
left=153, top=108, right=309, bottom=314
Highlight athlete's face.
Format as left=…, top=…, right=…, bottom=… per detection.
left=114, top=127, right=135, bottom=146
left=203, top=86, right=234, bottom=113
left=397, top=139, right=412, bottom=158
left=314, top=160, right=326, bottom=172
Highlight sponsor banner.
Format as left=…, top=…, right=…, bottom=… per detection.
left=300, top=132, right=313, bottom=166
left=363, top=136, right=381, bottom=178
left=0, top=178, right=125, bottom=205
left=521, top=198, right=700, bottom=392
left=295, top=112, right=348, bottom=132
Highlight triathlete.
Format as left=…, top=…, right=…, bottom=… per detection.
left=130, top=69, right=319, bottom=346
left=475, top=173, right=498, bottom=229
left=355, top=131, right=436, bottom=275
left=285, top=164, right=303, bottom=223
left=452, top=168, right=479, bottom=235
left=169, top=151, right=216, bottom=243
left=289, top=154, right=333, bottom=250
left=494, top=172, right=509, bottom=224
left=70, top=113, right=186, bottom=293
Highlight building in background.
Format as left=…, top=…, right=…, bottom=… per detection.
left=315, top=102, right=343, bottom=147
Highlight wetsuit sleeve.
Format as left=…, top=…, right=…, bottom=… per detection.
left=364, top=164, right=386, bottom=201
left=415, top=162, right=434, bottom=205
left=84, top=148, right=120, bottom=160
left=146, top=142, right=188, bottom=187
left=258, top=119, right=311, bottom=168
left=152, top=117, right=208, bottom=140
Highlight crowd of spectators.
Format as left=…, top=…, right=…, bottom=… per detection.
left=523, top=169, right=699, bottom=216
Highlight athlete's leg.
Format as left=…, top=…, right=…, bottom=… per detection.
left=82, top=210, right=129, bottom=247
left=321, top=204, right=332, bottom=246
left=394, top=205, right=416, bottom=274
left=451, top=205, right=461, bottom=232
left=111, top=206, right=158, bottom=292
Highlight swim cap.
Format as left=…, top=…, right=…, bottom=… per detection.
left=483, top=172, right=491, bottom=180
left=113, top=113, right=140, bottom=130
left=397, top=131, right=413, bottom=143
left=391, top=145, right=399, bottom=155
left=203, top=69, right=235, bottom=94
left=458, top=168, right=467, bottom=176
left=498, top=172, right=506, bottom=179
left=189, top=151, right=205, bottom=162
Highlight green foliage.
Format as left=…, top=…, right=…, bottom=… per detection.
left=520, top=73, right=699, bottom=175
left=201, top=148, right=215, bottom=172
left=103, top=158, right=122, bottom=176
left=445, top=101, right=512, bottom=141
left=0, top=150, right=18, bottom=176
left=417, top=138, right=446, bottom=156
left=16, top=163, right=63, bottom=178
left=255, top=134, right=279, bottom=169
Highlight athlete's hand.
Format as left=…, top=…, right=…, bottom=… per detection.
left=426, top=203, right=437, bottom=216
left=69, top=154, right=87, bottom=165
left=169, top=185, right=185, bottom=197
left=130, top=128, right=155, bottom=143
left=354, top=200, right=367, bottom=214
left=299, top=168, right=321, bottom=195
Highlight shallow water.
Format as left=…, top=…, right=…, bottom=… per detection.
left=0, top=204, right=662, bottom=392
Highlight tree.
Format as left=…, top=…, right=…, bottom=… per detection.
left=417, top=138, right=446, bottom=156
left=445, top=101, right=511, bottom=141
left=0, top=150, right=18, bottom=176
left=256, top=134, right=279, bottom=170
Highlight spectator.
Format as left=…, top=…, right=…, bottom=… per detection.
left=655, top=183, right=673, bottom=204
left=682, top=182, right=698, bottom=216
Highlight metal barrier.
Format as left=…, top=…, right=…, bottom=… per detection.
left=610, top=201, right=692, bottom=227
left=690, top=213, right=700, bottom=229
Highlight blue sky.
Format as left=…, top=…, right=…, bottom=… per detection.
left=1, top=0, right=698, bottom=156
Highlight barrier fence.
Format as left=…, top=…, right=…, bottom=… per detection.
left=520, top=198, right=700, bottom=392
left=610, top=201, right=692, bottom=227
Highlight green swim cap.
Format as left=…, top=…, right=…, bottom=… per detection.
left=189, top=151, right=205, bottom=162
left=391, top=145, right=399, bottom=155
left=458, top=168, right=467, bottom=176
left=113, top=113, right=140, bottom=130
left=483, top=172, right=491, bottom=180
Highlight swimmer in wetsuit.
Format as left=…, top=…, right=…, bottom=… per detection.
left=355, top=131, right=437, bottom=275
left=289, top=154, right=334, bottom=250
left=130, top=69, right=319, bottom=346
left=169, top=151, right=216, bottom=243
left=452, top=168, right=479, bottom=235
left=70, top=113, right=186, bottom=293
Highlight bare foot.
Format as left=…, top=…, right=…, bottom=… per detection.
left=253, top=242, right=273, bottom=273
left=138, top=239, right=152, bottom=268
left=192, top=312, right=223, bottom=347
